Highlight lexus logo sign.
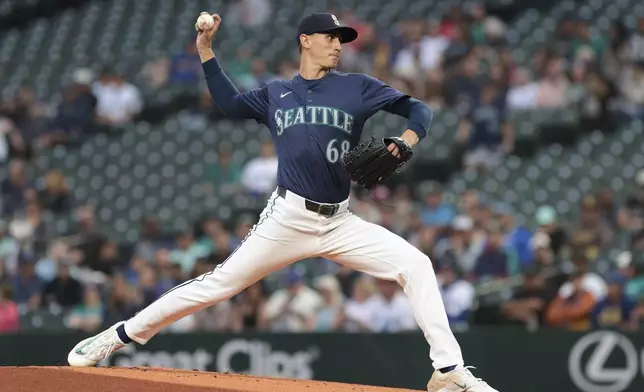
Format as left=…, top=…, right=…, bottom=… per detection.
left=568, top=331, right=640, bottom=392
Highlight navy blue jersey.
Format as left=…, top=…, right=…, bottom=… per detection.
left=202, top=57, right=431, bottom=203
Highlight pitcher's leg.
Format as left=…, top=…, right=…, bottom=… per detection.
left=323, top=213, right=464, bottom=370
left=68, top=193, right=317, bottom=366
left=125, top=196, right=315, bottom=343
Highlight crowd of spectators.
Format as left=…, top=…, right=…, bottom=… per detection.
left=1, top=2, right=644, bottom=335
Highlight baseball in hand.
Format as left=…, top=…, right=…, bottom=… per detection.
left=195, top=13, right=215, bottom=31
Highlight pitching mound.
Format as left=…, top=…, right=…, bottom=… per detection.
left=0, top=366, right=424, bottom=392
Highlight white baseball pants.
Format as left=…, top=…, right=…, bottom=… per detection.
left=124, top=187, right=464, bottom=369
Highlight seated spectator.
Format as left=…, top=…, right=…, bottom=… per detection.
left=0, top=116, right=30, bottom=163
left=591, top=273, right=637, bottom=330
left=241, top=140, right=278, bottom=197
left=534, top=205, right=567, bottom=257
left=66, top=285, right=104, bottom=332
left=11, top=257, right=43, bottom=311
left=456, top=84, right=514, bottom=171
left=334, top=265, right=360, bottom=299
left=536, top=56, right=570, bottom=108
left=154, top=248, right=182, bottom=292
left=37, top=170, right=71, bottom=214
left=529, top=231, right=556, bottom=271
left=310, top=274, right=344, bottom=331
left=0, top=284, right=19, bottom=333
left=137, top=264, right=160, bottom=308
left=41, top=262, right=82, bottom=308
left=106, top=273, right=141, bottom=320
left=203, top=147, right=242, bottom=195
left=169, top=232, right=211, bottom=275
left=506, top=68, right=539, bottom=110
left=89, top=242, right=128, bottom=276
left=368, top=279, right=417, bottom=332
left=9, top=200, right=51, bottom=257
left=134, top=217, right=171, bottom=262
left=579, top=70, right=617, bottom=132
left=224, top=0, right=271, bottom=29
left=437, top=264, right=475, bottom=329
left=233, top=281, right=267, bottom=331
left=496, top=203, right=532, bottom=267
left=419, top=181, right=456, bottom=227
left=473, top=221, right=515, bottom=279
left=443, top=54, right=481, bottom=108
left=236, top=59, right=277, bottom=91
left=340, top=276, right=377, bottom=332
left=93, top=69, right=142, bottom=127
left=35, top=241, right=69, bottom=282
left=595, top=188, right=618, bottom=229
left=0, top=221, right=19, bottom=277
left=626, top=17, right=644, bottom=62
left=501, top=266, right=557, bottom=328
left=546, top=271, right=600, bottom=331
left=620, top=61, right=644, bottom=119
left=571, top=20, right=605, bottom=63
left=566, top=195, right=613, bottom=262
left=433, top=215, right=485, bottom=274
left=392, top=19, right=448, bottom=85
left=168, top=42, right=202, bottom=86
left=262, top=269, right=322, bottom=332
left=40, top=69, right=97, bottom=148
left=64, top=205, right=108, bottom=267
left=1, top=159, right=31, bottom=217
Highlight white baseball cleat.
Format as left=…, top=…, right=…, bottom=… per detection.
left=67, top=322, right=127, bottom=367
left=427, top=365, right=499, bottom=392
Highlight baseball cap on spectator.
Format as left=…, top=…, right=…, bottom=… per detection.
left=580, top=195, right=599, bottom=211
left=535, top=205, right=557, bottom=226
left=452, top=215, right=474, bottom=231
left=72, top=68, right=94, bottom=85
left=615, top=251, right=632, bottom=269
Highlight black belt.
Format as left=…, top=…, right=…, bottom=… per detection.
left=277, top=186, right=340, bottom=217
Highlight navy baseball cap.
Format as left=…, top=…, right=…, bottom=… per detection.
left=297, top=12, right=358, bottom=44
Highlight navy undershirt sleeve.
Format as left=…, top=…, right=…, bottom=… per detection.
left=361, top=74, right=431, bottom=140
left=202, top=57, right=269, bottom=122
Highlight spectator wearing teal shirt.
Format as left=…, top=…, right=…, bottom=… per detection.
left=169, top=232, right=211, bottom=276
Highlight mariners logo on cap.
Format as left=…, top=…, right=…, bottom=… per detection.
left=332, top=14, right=340, bottom=26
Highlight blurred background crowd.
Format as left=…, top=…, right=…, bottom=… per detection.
left=1, top=0, right=644, bottom=335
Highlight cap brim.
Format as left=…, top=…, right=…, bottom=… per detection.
left=320, top=26, right=358, bottom=44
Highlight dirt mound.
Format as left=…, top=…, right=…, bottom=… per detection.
left=0, top=366, right=424, bottom=392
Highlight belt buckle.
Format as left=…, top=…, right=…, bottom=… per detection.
left=319, top=204, right=338, bottom=217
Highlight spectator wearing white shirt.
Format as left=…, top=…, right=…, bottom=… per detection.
left=340, top=276, right=377, bottom=332
left=241, top=140, right=279, bottom=196
left=506, top=68, right=539, bottom=110
left=437, top=264, right=475, bottom=330
left=262, top=269, right=323, bottom=332
left=368, top=279, right=418, bottom=332
left=92, top=70, right=142, bottom=126
left=393, top=20, right=449, bottom=91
